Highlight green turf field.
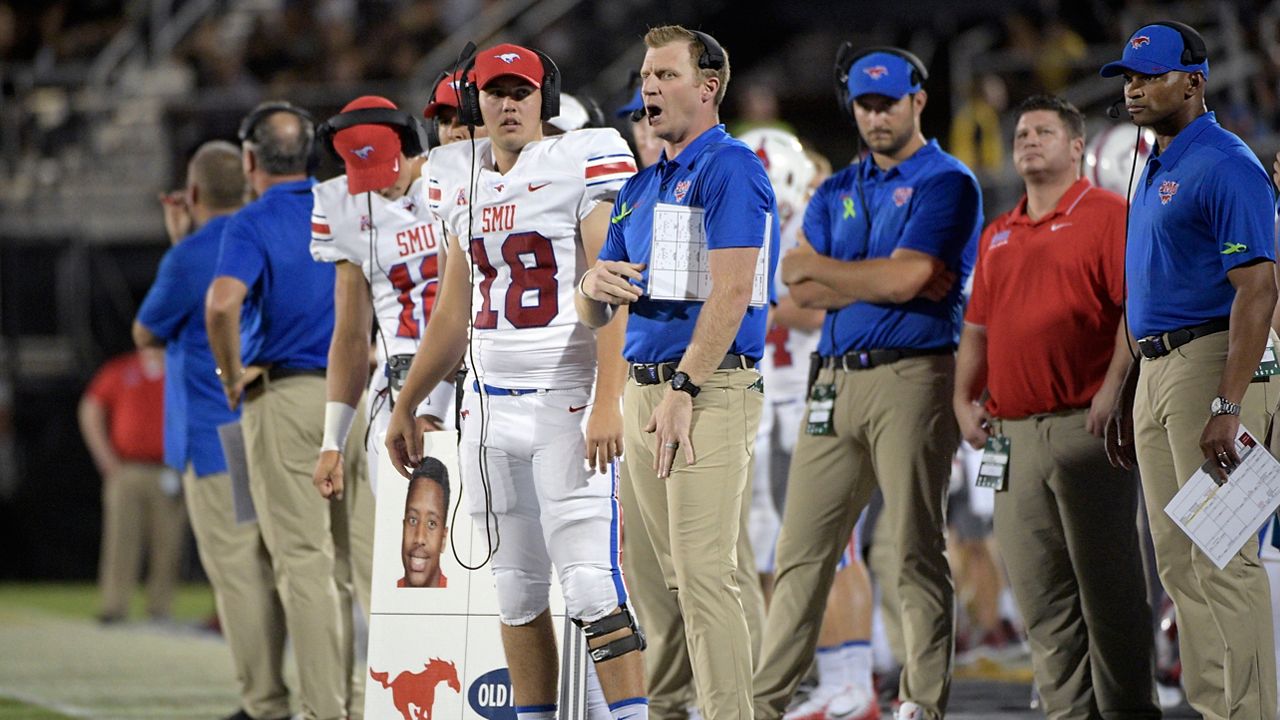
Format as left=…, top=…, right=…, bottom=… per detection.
left=0, top=582, right=247, bottom=719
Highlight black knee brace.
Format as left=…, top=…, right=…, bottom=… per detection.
left=572, top=604, right=647, bottom=662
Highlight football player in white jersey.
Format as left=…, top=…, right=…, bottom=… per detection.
left=739, top=128, right=821, bottom=593
left=384, top=44, right=648, bottom=720
left=310, top=93, right=476, bottom=502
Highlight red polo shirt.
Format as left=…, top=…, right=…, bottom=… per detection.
left=84, top=351, right=165, bottom=462
left=966, top=178, right=1125, bottom=419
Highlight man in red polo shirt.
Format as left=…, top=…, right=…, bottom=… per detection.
left=953, top=95, right=1158, bottom=719
left=78, top=348, right=186, bottom=623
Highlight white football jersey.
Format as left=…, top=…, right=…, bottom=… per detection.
left=427, top=129, right=636, bottom=389
left=310, top=171, right=455, bottom=420
left=761, top=206, right=820, bottom=402
left=310, top=173, right=445, bottom=362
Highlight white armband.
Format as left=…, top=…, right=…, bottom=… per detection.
left=321, top=401, right=358, bottom=452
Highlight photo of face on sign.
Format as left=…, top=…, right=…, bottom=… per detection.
left=400, top=458, right=449, bottom=589
left=370, top=433, right=472, bottom=615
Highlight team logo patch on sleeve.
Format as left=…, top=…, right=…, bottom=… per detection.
left=893, top=187, right=914, bottom=207
left=989, top=229, right=1011, bottom=248
left=1158, top=180, right=1179, bottom=205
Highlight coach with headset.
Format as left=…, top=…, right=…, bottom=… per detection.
left=207, top=101, right=372, bottom=720
left=1103, top=22, right=1279, bottom=719
left=750, top=47, right=981, bottom=720
left=578, top=25, right=777, bottom=720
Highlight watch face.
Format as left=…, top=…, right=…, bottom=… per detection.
left=1211, top=397, right=1223, bottom=413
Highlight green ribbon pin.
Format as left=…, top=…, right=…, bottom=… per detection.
left=842, top=197, right=856, bottom=220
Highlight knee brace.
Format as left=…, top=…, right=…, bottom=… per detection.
left=494, top=568, right=551, bottom=626
left=573, top=603, right=646, bottom=663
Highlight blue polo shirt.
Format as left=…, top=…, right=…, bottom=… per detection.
left=1126, top=112, right=1276, bottom=339
left=138, top=215, right=250, bottom=476
left=216, top=178, right=334, bottom=369
left=805, top=140, right=981, bottom=355
left=600, top=124, right=779, bottom=363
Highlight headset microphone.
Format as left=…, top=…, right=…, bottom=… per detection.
left=630, top=107, right=646, bottom=123
left=1107, top=99, right=1125, bottom=119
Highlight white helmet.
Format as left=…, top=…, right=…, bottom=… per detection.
left=738, top=128, right=817, bottom=217
left=548, top=93, right=589, bottom=133
left=1084, top=124, right=1156, bottom=199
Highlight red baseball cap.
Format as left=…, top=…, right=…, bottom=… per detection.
left=473, top=43, right=545, bottom=90
left=333, top=96, right=403, bottom=195
left=422, top=71, right=473, bottom=119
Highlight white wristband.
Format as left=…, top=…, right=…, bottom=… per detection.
left=321, top=401, right=358, bottom=452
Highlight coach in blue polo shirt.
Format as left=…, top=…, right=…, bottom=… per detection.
left=752, top=47, right=980, bottom=720
left=577, top=26, right=777, bottom=720
left=206, top=102, right=372, bottom=720
left=1101, top=22, right=1278, bottom=719
left=133, top=141, right=288, bottom=720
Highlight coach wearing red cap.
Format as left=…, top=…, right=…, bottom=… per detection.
left=1102, top=22, right=1278, bottom=719
left=955, top=95, right=1158, bottom=719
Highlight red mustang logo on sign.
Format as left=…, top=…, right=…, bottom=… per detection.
left=370, top=658, right=461, bottom=720
left=863, top=65, right=889, bottom=80
left=1158, top=180, right=1179, bottom=205
left=1131, top=36, right=1151, bottom=49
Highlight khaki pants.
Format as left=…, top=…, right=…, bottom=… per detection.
left=754, top=356, right=956, bottom=720
left=992, top=410, right=1158, bottom=720
left=184, top=470, right=290, bottom=720
left=242, top=374, right=372, bottom=720
left=618, top=457, right=765, bottom=720
left=624, top=368, right=763, bottom=720
left=98, top=461, right=187, bottom=619
left=1133, top=331, right=1277, bottom=720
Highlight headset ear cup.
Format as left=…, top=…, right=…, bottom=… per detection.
left=833, top=41, right=856, bottom=127
left=534, top=49, right=561, bottom=121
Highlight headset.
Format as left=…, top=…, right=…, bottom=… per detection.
left=315, top=106, right=427, bottom=161
left=832, top=44, right=929, bottom=126
left=457, top=46, right=562, bottom=127
left=237, top=101, right=314, bottom=143
left=1150, top=20, right=1208, bottom=67
left=424, top=70, right=452, bottom=148
left=689, top=29, right=726, bottom=71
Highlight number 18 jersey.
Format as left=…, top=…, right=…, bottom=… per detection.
left=427, top=129, right=636, bottom=389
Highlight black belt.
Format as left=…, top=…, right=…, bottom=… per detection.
left=821, top=346, right=954, bottom=371
left=244, top=366, right=325, bottom=394
left=629, top=354, right=756, bottom=385
left=1136, top=318, right=1229, bottom=360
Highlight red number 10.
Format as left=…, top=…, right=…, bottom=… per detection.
left=387, top=254, right=440, bottom=338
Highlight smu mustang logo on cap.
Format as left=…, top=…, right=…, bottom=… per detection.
left=496, top=52, right=522, bottom=64
left=351, top=145, right=376, bottom=160
left=1158, top=180, right=1179, bottom=205
left=863, top=65, right=889, bottom=80
left=1131, top=36, right=1151, bottom=49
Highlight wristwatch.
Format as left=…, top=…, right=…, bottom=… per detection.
left=670, top=371, right=700, bottom=398
left=1210, top=396, right=1241, bottom=417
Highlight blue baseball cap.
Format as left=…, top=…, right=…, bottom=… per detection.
left=615, top=88, right=643, bottom=119
left=1100, top=24, right=1209, bottom=79
left=846, top=51, right=923, bottom=100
